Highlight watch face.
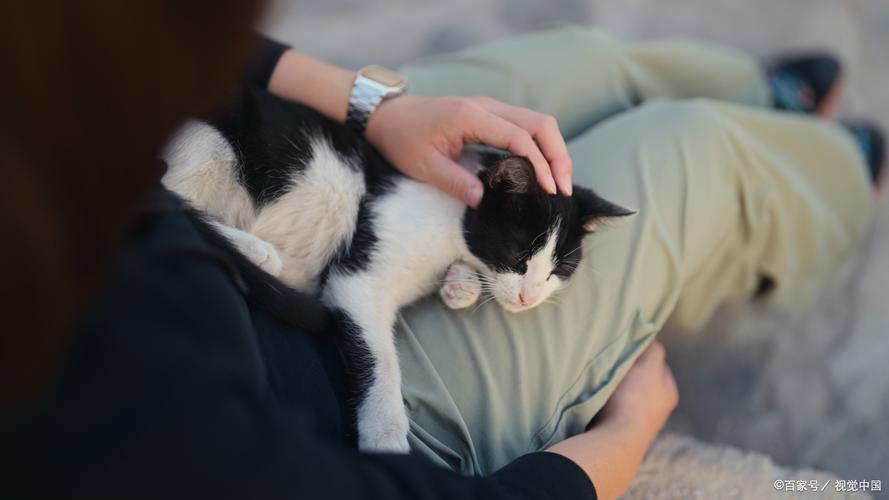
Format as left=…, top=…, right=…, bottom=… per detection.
left=361, top=65, right=407, bottom=88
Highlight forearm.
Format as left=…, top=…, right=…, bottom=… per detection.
left=546, top=416, right=655, bottom=500
left=267, top=49, right=356, bottom=124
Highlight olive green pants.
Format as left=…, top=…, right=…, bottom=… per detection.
left=394, top=27, right=874, bottom=475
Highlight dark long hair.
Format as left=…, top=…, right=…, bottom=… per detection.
left=0, top=0, right=266, bottom=414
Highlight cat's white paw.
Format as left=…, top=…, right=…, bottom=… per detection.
left=439, top=262, right=482, bottom=309
left=357, top=399, right=411, bottom=454
left=240, top=236, right=283, bottom=277
left=359, top=428, right=411, bottom=454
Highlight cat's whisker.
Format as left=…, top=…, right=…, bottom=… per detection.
left=469, top=276, right=498, bottom=286
left=437, top=277, right=495, bottom=290
left=575, top=261, right=599, bottom=275
left=527, top=227, right=550, bottom=253
left=541, top=298, right=563, bottom=310
left=563, top=245, right=583, bottom=259
left=471, top=294, right=499, bottom=313
left=473, top=272, right=497, bottom=281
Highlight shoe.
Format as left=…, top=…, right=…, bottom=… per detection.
left=767, top=54, right=842, bottom=117
left=844, top=121, right=886, bottom=202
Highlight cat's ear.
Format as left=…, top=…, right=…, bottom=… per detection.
left=575, top=188, right=636, bottom=232
left=488, top=156, right=536, bottom=194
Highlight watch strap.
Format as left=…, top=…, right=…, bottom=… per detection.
left=346, top=66, right=406, bottom=136
left=346, top=73, right=385, bottom=136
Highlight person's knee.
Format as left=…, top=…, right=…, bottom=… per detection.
left=638, top=99, right=729, bottom=141
left=569, top=98, right=734, bottom=191
left=560, top=25, right=619, bottom=47
left=612, top=99, right=729, bottom=148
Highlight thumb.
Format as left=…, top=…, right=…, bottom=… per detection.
left=425, top=154, right=484, bottom=207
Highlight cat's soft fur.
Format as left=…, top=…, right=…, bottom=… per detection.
left=162, top=87, right=634, bottom=452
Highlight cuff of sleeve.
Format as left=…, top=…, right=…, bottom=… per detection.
left=247, top=34, right=290, bottom=89
left=491, top=451, right=596, bottom=499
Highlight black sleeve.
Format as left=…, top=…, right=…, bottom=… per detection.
left=246, top=34, right=290, bottom=89
left=2, top=199, right=596, bottom=500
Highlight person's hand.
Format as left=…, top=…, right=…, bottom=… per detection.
left=597, top=340, right=679, bottom=442
left=365, top=94, right=573, bottom=208
left=545, top=341, right=678, bottom=500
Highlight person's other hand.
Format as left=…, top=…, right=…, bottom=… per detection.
left=544, top=341, right=678, bottom=499
left=598, top=340, right=679, bottom=442
left=365, top=94, right=573, bottom=208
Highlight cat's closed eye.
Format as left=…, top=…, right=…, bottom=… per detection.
left=553, top=261, right=577, bottom=277
left=508, top=250, right=528, bottom=272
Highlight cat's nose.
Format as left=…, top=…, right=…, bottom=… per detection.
left=519, top=292, right=531, bottom=306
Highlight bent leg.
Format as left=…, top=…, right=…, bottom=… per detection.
left=402, top=27, right=770, bottom=140
left=396, top=101, right=873, bottom=474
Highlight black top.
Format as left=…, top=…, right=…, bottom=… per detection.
left=0, top=37, right=596, bottom=500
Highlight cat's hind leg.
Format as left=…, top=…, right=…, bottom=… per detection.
left=324, top=282, right=410, bottom=453
left=210, top=221, right=283, bottom=277
left=439, top=261, right=482, bottom=310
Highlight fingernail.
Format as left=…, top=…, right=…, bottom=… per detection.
left=548, top=178, right=558, bottom=195
left=468, top=184, right=483, bottom=207
left=564, top=180, right=573, bottom=196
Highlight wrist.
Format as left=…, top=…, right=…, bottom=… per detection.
left=546, top=419, right=650, bottom=500
left=598, top=407, right=664, bottom=447
left=364, top=93, right=410, bottom=149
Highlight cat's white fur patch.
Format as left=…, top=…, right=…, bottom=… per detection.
left=250, top=138, right=365, bottom=292
left=162, top=121, right=256, bottom=229
left=165, top=127, right=366, bottom=293
left=209, top=220, right=283, bottom=277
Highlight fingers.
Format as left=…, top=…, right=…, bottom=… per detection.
left=662, top=363, right=678, bottom=389
left=471, top=97, right=573, bottom=196
left=637, top=340, right=666, bottom=365
left=643, top=340, right=678, bottom=401
left=425, top=152, right=485, bottom=208
left=454, top=101, right=558, bottom=195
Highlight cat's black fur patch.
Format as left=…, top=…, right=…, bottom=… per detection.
left=210, top=87, right=366, bottom=206
left=321, top=201, right=379, bottom=288
left=330, top=308, right=375, bottom=409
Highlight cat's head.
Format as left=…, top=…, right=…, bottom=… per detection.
left=463, top=155, right=635, bottom=313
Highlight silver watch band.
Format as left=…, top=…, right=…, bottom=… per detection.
left=346, top=74, right=385, bottom=136
left=346, top=67, right=407, bottom=136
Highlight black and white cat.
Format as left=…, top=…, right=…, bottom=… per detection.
left=162, top=87, right=634, bottom=453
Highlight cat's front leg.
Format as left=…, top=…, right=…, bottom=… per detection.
left=210, top=221, right=284, bottom=277
left=439, top=261, right=482, bottom=310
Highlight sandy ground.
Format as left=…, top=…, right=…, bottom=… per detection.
left=263, top=0, right=889, bottom=495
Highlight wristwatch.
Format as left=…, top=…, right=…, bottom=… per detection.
left=346, top=65, right=408, bottom=136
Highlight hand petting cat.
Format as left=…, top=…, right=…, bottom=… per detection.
left=366, top=93, right=574, bottom=207
left=266, top=50, right=573, bottom=208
